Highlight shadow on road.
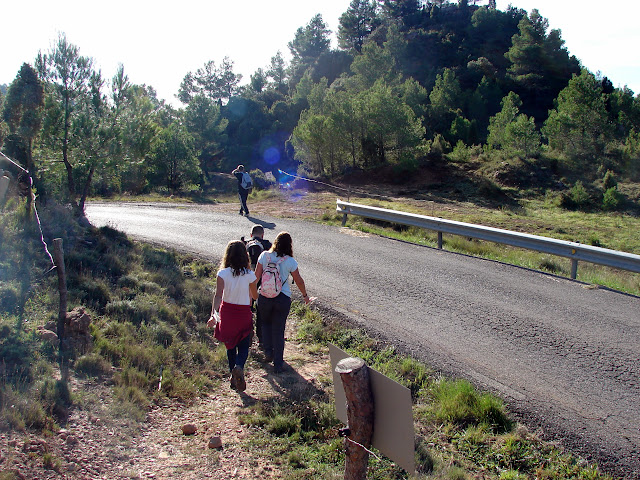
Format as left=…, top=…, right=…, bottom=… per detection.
left=245, top=215, right=276, bottom=230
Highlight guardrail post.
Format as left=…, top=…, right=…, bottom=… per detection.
left=437, top=231, right=443, bottom=249
left=571, top=259, right=578, bottom=280
left=336, top=357, right=374, bottom=480
left=342, top=212, right=348, bottom=227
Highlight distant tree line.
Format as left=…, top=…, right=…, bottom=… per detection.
left=1, top=0, right=639, bottom=215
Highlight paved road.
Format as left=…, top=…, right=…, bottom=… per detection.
left=86, top=202, right=640, bottom=478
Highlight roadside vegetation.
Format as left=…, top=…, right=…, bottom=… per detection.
left=319, top=189, right=640, bottom=297
left=0, top=197, right=615, bottom=479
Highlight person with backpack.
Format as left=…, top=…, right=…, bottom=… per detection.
left=244, top=225, right=272, bottom=269
left=207, top=240, right=258, bottom=392
left=244, top=225, right=272, bottom=346
left=232, top=164, right=252, bottom=216
left=254, top=231, right=311, bottom=373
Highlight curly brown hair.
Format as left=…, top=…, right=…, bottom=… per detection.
left=270, top=231, right=293, bottom=257
left=221, top=240, right=251, bottom=276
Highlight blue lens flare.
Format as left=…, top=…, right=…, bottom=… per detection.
left=263, top=147, right=280, bottom=165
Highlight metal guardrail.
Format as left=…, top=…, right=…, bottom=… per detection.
left=336, top=199, right=640, bottom=279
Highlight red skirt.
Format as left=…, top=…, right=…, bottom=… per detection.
left=214, top=302, right=253, bottom=349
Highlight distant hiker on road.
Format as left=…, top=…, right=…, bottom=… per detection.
left=254, top=232, right=311, bottom=373
left=208, top=240, right=258, bottom=392
left=232, top=165, right=252, bottom=216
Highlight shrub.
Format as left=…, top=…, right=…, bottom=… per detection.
left=0, top=282, right=19, bottom=314
left=249, top=168, right=276, bottom=190
left=148, top=323, right=174, bottom=347
left=603, top=170, right=617, bottom=190
left=69, top=276, right=111, bottom=311
left=448, top=141, right=482, bottom=163
left=602, top=187, right=623, bottom=211
left=117, top=274, right=140, bottom=289
left=75, top=353, right=112, bottom=377
left=430, top=134, right=451, bottom=158
left=426, top=378, right=512, bottom=433
left=141, top=245, right=181, bottom=274
left=38, top=379, right=72, bottom=417
left=561, top=181, right=590, bottom=210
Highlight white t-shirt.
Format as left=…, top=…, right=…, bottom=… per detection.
left=257, top=252, right=298, bottom=297
left=217, top=267, right=256, bottom=305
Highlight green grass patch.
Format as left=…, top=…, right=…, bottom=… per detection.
left=288, top=303, right=611, bottom=479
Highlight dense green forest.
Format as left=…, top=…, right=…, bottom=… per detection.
left=2, top=0, right=639, bottom=214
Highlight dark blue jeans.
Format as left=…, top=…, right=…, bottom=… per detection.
left=238, top=188, right=249, bottom=215
left=256, top=293, right=292, bottom=368
left=226, top=333, right=251, bottom=372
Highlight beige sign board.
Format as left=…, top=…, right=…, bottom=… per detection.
left=329, top=343, right=415, bottom=474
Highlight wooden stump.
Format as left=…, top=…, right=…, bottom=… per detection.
left=336, top=357, right=374, bottom=480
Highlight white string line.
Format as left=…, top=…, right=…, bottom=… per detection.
left=1, top=151, right=56, bottom=270
left=0, top=151, right=28, bottom=172
left=344, top=436, right=382, bottom=461
left=278, top=168, right=350, bottom=191
left=277, top=169, right=390, bottom=200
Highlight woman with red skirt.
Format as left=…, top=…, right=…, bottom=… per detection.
left=208, top=240, right=258, bottom=392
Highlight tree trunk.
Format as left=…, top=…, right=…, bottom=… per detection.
left=336, top=357, right=374, bottom=480
left=78, top=162, right=96, bottom=214
left=53, top=238, right=67, bottom=346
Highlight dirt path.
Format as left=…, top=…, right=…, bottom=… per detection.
left=0, top=319, right=333, bottom=480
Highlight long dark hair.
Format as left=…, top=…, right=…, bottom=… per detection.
left=270, top=231, right=293, bottom=257
left=221, top=240, right=251, bottom=276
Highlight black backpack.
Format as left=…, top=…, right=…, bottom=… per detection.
left=246, top=238, right=264, bottom=269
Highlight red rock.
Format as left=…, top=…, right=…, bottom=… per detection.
left=208, top=436, right=222, bottom=449
left=182, top=424, right=197, bottom=435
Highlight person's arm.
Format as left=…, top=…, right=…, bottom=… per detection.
left=290, top=268, right=310, bottom=304
left=254, top=261, right=263, bottom=282
left=249, top=279, right=258, bottom=300
left=213, top=275, right=224, bottom=313
left=208, top=276, right=224, bottom=327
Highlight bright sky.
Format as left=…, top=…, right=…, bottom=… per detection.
left=2, top=0, right=639, bottom=106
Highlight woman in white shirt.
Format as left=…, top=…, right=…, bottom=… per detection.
left=208, top=240, right=258, bottom=392
left=254, top=232, right=311, bottom=373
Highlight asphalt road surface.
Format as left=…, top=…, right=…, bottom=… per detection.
left=85, top=202, right=640, bottom=478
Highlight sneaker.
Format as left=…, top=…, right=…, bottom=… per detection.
left=229, top=372, right=237, bottom=390
left=232, top=366, right=246, bottom=392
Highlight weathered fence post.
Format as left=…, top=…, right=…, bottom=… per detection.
left=53, top=238, right=67, bottom=346
left=336, top=357, right=374, bottom=480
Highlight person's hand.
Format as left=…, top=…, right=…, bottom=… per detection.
left=207, top=314, right=218, bottom=328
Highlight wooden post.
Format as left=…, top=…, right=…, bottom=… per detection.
left=336, top=357, right=374, bottom=480
left=53, top=239, right=67, bottom=344
left=0, top=175, right=9, bottom=205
